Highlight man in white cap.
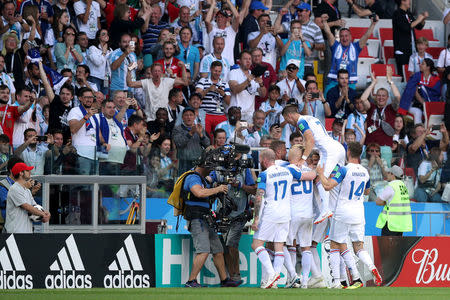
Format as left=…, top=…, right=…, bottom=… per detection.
left=375, top=165, right=413, bottom=236
left=276, top=59, right=306, bottom=108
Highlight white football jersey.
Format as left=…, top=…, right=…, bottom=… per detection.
left=296, top=115, right=343, bottom=155
left=331, top=163, right=370, bottom=224
left=257, top=164, right=296, bottom=223
left=289, top=164, right=314, bottom=219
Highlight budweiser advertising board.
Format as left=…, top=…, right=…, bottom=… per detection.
left=372, top=236, right=450, bottom=287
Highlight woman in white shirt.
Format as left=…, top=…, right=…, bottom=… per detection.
left=45, top=10, right=70, bottom=69
left=86, top=29, right=112, bottom=96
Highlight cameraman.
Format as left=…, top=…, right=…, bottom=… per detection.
left=183, top=155, right=241, bottom=288
left=4, top=162, right=50, bottom=233
left=211, top=154, right=256, bottom=283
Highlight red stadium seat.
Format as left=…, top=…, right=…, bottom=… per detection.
left=379, top=28, right=393, bottom=46
left=370, top=64, right=397, bottom=76
left=382, top=46, right=394, bottom=64
left=414, top=28, right=439, bottom=42
left=423, top=102, right=445, bottom=129
left=426, top=47, right=445, bottom=59
left=349, top=27, right=376, bottom=39
left=359, top=46, right=372, bottom=58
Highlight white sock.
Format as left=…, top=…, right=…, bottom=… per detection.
left=288, top=246, right=297, bottom=268
left=283, top=247, right=297, bottom=278
left=316, top=182, right=330, bottom=213
left=255, top=246, right=275, bottom=278
left=273, top=251, right=284, bottom=274
left=301, top=250, right=312, bottom=284
left=329, top=249, right=341, bottom=281
left=341, top=249, right=360, bottom=280
left=357, top=249, right=376, bottom=270
left=310, top=246, right=321, bottom=277
left=266, top=248, right=274, bottom=262
left=339, top=255, right=348, bottom=282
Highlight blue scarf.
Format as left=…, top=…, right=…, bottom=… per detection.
left=92, top=113, right=126, bottom=148
left=79, top=105, right=93, bottom=130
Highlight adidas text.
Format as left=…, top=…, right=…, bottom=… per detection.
left=45, top=271, right=92, bottom=289
left=0, top=271, right=33, bottom=289
left=103, top=271, right=150, bottom=288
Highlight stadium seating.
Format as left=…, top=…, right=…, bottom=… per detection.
left=381, top=46, right=395, bottom=65
left=402, top=64, right=411, bottom=82
left=325, top=118, right=334, bottom=132
left=349, top=27, right=376, bottom=39
left=426, top=47, right=445, bottom=59
left=378, top=27, right=393, bottom=47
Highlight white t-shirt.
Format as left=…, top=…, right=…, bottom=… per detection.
left=5, top=182, right=36, bottom=233
left=257, top=164, right=294, bottom=223
left=276, top=78, right=305, bottom=108
left=12, top=107, right=33, bottom=148
left=247, top=31, right=277, bottom=69
left=332, top=163, right=370, bottom=224
left=289, top=164, right=314, bottom=219
left=141, top=77, right=175, bottom=121
left=379, top=185, right=395, bottom=205
left=227, top=68, right=259, bottom=121
left=437, top=48, right=450, bottom=69
left=208, top=24, right=237, bottom=64
left=74, top=1, right=101, bottom=40
left=67, top=107, right=97, bottom=159
left=104, top=117, right=127, bottom=164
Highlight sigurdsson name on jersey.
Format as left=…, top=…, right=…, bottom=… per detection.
left=269, top=171, right=290, bottom=178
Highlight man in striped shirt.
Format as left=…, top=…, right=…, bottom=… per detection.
left=195, top=61, right=231, bottom=140
left=141, top=5, right=168, bottom=59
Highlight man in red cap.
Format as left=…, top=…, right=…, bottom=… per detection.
left=4, top=162, right=50, bottom=233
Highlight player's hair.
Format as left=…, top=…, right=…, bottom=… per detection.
left=288, top=144, right=304, bottom=161
left=347, top=142, right=363, bottom=158
left=309, top=149, right=320, bottom=159
left=282, top=104, right=298, bottom=116
left=269, top=140, right=285, bottom=152
left=260, top=148, right=276, bottom=162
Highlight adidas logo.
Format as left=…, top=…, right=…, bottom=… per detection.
left=104, top=235, right=150, bottom=288
left=45, top=234, right=92, bottom=289
left=0, top=235, right=33, bottom=289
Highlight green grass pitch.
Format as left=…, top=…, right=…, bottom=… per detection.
left=0, top=287, right=448, bottom=300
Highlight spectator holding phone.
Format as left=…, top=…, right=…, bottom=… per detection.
left=278, top=20, right=311, bottom=80
left=301, top=80, right=330, bottom=125
left=14, top=129, right=53, bottom=175
left=109, top=33, right=137, bottom=93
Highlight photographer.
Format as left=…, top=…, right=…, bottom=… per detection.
left=4, top=162, right=50, bottom=233
left=210, top=154, right=256, bottom=283
left=183, top=154, right=241, bottom=288
left=301, top=80, right=331, bottom=125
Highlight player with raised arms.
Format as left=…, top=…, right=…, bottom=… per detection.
left=316, top=142, right=383, bottom=289
left=282, top=105, right=346, bottom=225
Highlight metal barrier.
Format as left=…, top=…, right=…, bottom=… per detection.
left=412, top=211, right=450, bottom=236
left=39, top=175, right=147, bottom=234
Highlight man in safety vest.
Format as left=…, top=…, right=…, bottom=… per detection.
left=375, top=165, right=412, bottom=236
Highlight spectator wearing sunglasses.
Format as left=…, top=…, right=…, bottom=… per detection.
left=361, top=143, right=389, bottom=201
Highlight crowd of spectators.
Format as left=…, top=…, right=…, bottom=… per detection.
left=0, top=0, right=448, bottom=211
